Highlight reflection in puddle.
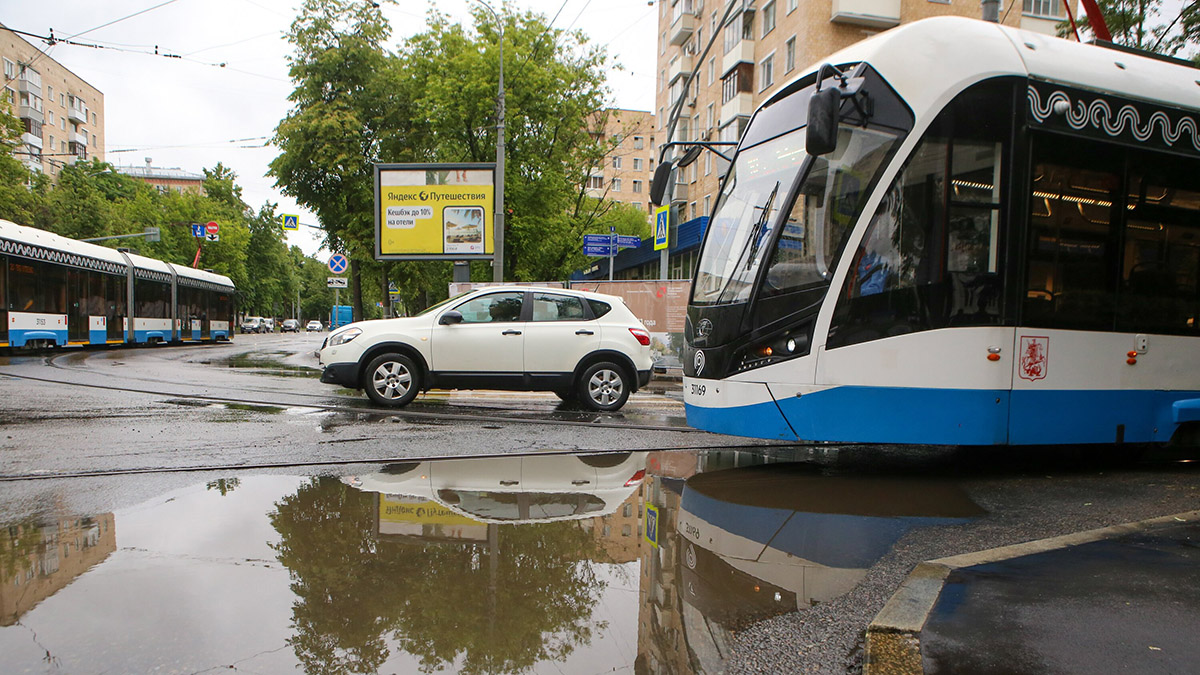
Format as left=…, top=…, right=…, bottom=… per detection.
left=0, top=450, right=983, bottom=674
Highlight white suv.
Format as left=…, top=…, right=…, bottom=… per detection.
left=318, top=287, right=653, bottom=411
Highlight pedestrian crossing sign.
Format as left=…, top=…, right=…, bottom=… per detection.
left=654, top=206, right=669, bottom=251
left=282, top=214, right=299, bottom=231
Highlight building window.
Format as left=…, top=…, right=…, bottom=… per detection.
left=1023, top=0, right=1064, bottom=17
left=633, top=180, right=643, bottom=193
left=46, top=86, right=53, bottom=101
left=588, top=175, right=604, bottom=189
left=787, top=0, right=797, bottom=12
left=2, top=59, right=13, bottom=79
left=92, top=112, right=96, bottom=125
left=633, top=136, right=644, bottom=149
left=707, top=57, right=715, bottom=85
left=705, top=149, right=712, bottom=175
left=633, top=202, right=642, bottom=211
left=786, top=37, right=796, bottom=73
left=762, top=1, right=776, bottom=36
left=47, top=111, right=54, bottom=125
left=612, top=156, right=622, bottom=169
left=760, top=53, right=774, bottom=91
left=612, top=178, right=622, bottom=192
left=704, top=195, right=712, bottom=215
left=633, top=158, right=643, bottom=170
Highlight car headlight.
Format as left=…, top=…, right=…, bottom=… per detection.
left=328, top=327, right=362, bottom=347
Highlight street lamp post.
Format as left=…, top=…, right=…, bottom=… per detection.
left=474, top=0, right=506, bottom=282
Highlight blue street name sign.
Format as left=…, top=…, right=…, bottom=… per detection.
left=616, top=235, right=641, bottom=249
left=582, top=234, right=611, bottom=247
left=583, top=244, right=613, bottom=257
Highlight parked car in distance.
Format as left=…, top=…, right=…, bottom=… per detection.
left=262, top=318, right=275, bottom=332
left=281, top=319, right=300, bottom=333
left=240, top=317, right=263, bottom=333
left=318, top=286, right=653, bottom=412
left=306, top=320, right=323, bottom=332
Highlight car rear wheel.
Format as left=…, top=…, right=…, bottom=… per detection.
left=577, top=361, right=630, bottom=412
left=364, top=353, right=420, bottom=407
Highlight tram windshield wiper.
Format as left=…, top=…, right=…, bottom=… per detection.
left=743, top=182, right=780, bottom=271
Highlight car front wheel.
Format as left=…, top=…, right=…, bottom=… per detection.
left=363, top=353, right=421, bottom=407
left=578, top=361, right=630, bottom=412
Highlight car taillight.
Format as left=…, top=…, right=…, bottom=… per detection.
left=625, top=469, right=646, bottom=486
left=629, top=328, right=650, bottom=346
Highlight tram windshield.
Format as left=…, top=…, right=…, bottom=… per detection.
left=692, top=92, right=902, bottom=307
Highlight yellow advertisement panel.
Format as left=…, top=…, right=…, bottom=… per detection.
left=380, top=494, right=483, bottom=527
left=376, top=164, right=495, bottom=258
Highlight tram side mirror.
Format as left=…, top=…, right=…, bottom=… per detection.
left=807, top=86, right=842, bottom=157
left=649, top=160, right=674, bottom=207
left=439, top=310, right=463, bottom=325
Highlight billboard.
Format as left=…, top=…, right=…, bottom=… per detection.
left=375, top=163, right=495, bottom=260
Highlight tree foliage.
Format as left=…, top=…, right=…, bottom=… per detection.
left=1059, top=0, right=1200, bottom=62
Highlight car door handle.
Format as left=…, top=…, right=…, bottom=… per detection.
left=571, top=479, right=591, bottom=485
left=499, top=480, right=519, bottom=486
left=502, top=329, right=522, bottom=336
left=575, top=330, right=595, bottom=335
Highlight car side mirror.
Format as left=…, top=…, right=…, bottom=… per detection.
left=806, top=86, right=841, bottom=157
left=438, top=310, right=463, bottom=325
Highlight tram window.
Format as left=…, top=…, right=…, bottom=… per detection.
left=1117, top=154, right=1200, bottom=334
left=828, top=80, right=1010, bottom=349
left=135, top=279, right=171, bottom=318
left=8, top=259, right=67, bottom=314
left=1023, top=137, right=1121, bottom=331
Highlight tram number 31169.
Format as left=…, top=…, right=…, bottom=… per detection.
left=690, top=383, right=706, bottom=396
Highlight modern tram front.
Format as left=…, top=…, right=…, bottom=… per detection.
left=679, top=18, right=1200, bottom=447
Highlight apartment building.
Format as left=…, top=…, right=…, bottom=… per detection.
left=584, top=108, right=658, bottom=219
left=114, top=157, right=205, bottom=195
left=653, top=0, right=1066, bottom=221
left=0, top=25, right=105, bottom=177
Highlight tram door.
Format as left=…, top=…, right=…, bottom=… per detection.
left=67, top=268, right=88, bottom=343
left=0, top=254, right=6, bottom=345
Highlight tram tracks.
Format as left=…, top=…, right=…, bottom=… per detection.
left=2, top=349, right=702, bottom=434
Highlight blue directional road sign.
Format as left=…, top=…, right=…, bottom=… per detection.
left=328, top=254, right=349, bottom=274
left=616, top=235, right=641, bottom=249
left=191, top=223, right=205, bottom=238
left=583, top=244, right=613, bottom=257
left=583, top=234, right=611, bottom=247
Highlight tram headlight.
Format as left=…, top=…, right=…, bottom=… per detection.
left=734, top=330, right=811, bottom=374
left=328, top=327, right=362, bottom=347
left=786, top=338, right=797, bottom=353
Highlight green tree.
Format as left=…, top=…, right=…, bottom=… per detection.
left=271, top=0, right=406, bottom=322
left=0, top=102, right=41, bottom=225
left=1059, top=0, right=1200, bottom=62
left=401, top=8, right=615, bottom=282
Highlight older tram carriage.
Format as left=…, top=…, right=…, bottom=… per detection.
left=1, top=219, right=234, bottom=348
left=679, top=17, right=1200, bottom=446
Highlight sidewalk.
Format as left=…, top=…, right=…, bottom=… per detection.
left=865, top=510, right=1200, bottom=674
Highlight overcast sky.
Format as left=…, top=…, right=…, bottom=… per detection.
left=3, top=0, right=657, bottom=259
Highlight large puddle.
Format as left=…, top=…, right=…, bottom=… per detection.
left=0, top=450, right=983, bottom=673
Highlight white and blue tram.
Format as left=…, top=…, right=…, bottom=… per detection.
left=679, top=17, right=1200, bottom=446
left=0, top=218, right=235, bottom=348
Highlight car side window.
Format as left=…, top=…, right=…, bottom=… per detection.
left=587, top=299, right=611, bottom=318
left=453, top=292, right=524, bottom=323
left=531, top=293, right=586, bottom=321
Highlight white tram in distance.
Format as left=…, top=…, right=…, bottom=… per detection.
left=678, top=17, right=1200, bottom=446
left=1, top=219, right=235, bottom=348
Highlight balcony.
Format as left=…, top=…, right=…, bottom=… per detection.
left=671, top=182, right=689, bottom=202
left=19, top=103, right=43, bottom=124
left=722, top=39, right=756, bottom=78
left=72, top=130, right=88, bottom=147
left=721, top=93, right=754, bottom=126
left=21, top=132, right=42, bottom=150
left=17, top=69, right=41, bottom=96
left=68, top=98, right=88, bottom=124
left=668, top=55, right=694, bottom=84
left=69, top=140, right=87, bottom=160
left=830, top=0, right=900, bottom=28
left=669, top=12, right=695, bottom=46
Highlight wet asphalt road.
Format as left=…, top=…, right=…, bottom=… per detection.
left=0, top=334, right=1197, bottom=674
